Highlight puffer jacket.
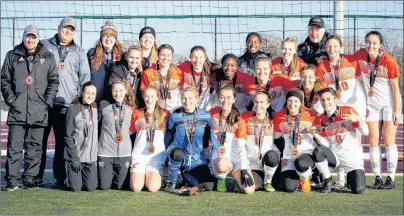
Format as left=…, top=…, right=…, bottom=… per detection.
left=297, top=32, right=330, bottom=66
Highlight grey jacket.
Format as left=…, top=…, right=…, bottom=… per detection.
left=98, top=101, right=133, bottom=157
left=41, top=34, right=91, bottom=107
left=64, top=103, right=98, bottom=163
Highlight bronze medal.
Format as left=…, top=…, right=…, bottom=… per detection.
left=148, top=143, right=155, bottom=154
left=368, top=88, right=374, bottom=97
left=114, top=133, right=123, bottom=143
left=25, top=75, right=33, bottom=85
left=292, top=147, right=299, bottom=158
left=218, top=146, right=226, bottom=156
left=58, top=62, right=66, bottom=71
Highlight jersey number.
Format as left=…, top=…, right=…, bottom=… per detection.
left=335, top=135, right=343, bottom=144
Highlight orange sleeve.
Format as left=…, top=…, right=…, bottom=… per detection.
left=129, top=111, right=138, bottom=133
left=273, top=112, right=282, bottom=133
left=316, top=62, right=327, bottom=82
left=386, top=55, right=400, bottom=79
left=174, top=65, right=184, bottom=87
left=140, top=69, right=152, bottom=90
left=348, top=106, right=360, bottom=128
left=236, top=116, right=247, bottom=139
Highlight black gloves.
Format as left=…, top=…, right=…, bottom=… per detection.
left=71, top=161, right=81, bottom=173
left=240, top=169, right=254, bottom=188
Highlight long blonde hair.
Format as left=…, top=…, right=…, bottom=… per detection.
left=111, top=78, right=137, bottom=110
left=142, top=86, right=168, bottom=128
left=281, top=37, right=299, bottom=77
left=139, top=40, right=158, bottom=66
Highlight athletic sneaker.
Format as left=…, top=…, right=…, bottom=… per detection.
left=371, top=175, right=384, bottom=189
left=23, top=177, right=38, bottom=189
left=4, top=183, right=19, bottom=191
left=299, top=178, right=311, bottom=193
left=264, top=183, right=275, bottom=192
left=164, top=182, right=177, bottom=193
left=320, top=177, right=333, bottom=193
left=333, top=181, right=345, bottom=190
left=216, top=178, right=227, bottom=192
left=379, top=176, right=395, bottom=190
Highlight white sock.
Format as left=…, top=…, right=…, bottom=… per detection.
left=336, top=167, right=345, bottom=184
left=296, top=167, right=312, bottom=180
left=263, top=165, right=278, bottom=184
left=369, top=147, right=381, bottom=177
left=386, top=145, right=398, bottom=182
left=315, top=160, right=331, bottom=179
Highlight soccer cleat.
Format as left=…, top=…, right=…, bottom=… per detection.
left=34, top=178, right=43, bottom=186
left=379, top=176, right=395, bottom=190
left=320, top=177, right=333, bottom=193
left=217, top=178, right=227, bottom=192
left=23, top=177, right=38, bottom=189
left=299, top=178, right=311, bottom=193
left=264, top=183, right=275, bottom=192
left=4, top=182, right=19, bottom=191
left=371, top=175, right=384, bottom=189
left=164, top=182, right=178, bottom=193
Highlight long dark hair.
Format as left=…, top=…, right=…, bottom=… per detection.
left=219, top=86, right=240, bottom=126
left=190, top=45, right=212, bottom=77
left=72, top=81, right=97, bottom=106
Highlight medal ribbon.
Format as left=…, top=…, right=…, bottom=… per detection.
left=300, top=85, right=315, bottom=108
left=286, top=108, right=301, bottom=147
left=183, top=109, right=198, bottom=167
left=321, top=106, right=339, bottom=130
left=112, top=103, right=125, bottom=134
left=157, top=64, right=171, bottom=106
left=367, top=52, right=382, bottom=89
left=81, top=105, right=93, bottom=147
left=218, top=109, right=229, bottom=146
left=328, top=55, right=342, bottom=91
left=144, top=108, right=156, bottom=145
left=190, top=65, right=205, bottom=96
left=253, top=112, right=268, bottom=154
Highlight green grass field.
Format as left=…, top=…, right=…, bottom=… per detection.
left=1, top=175, right=403, bottom=215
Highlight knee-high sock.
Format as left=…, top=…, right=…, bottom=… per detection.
left=369, top=147, right=381, bottom=177
left=296, top=166, right=312, bottom=180
left=315, top=160, right=331, bottom=180
left=386, top=145, right=398, bottom=181
left=168, top=158, right=182, bottom=183
left=263, top=164, right=278, bottom=184
left=336, top=167, right=345, bottom=184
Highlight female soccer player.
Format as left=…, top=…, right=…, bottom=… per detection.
left=64, top=81, right=98, bottom=191
left=213, top=53, right=254, bottom=114
left=138, top=26, right=158, bottom=69
left=178, top=46, right=216, bottom=110
left=129, top=86, right=170, bottom=192
left=299, top=64, right=327, bottom=116
left=354, top=31, right=402, bottom=189
left=238, top=32, right=271, bottom=76
left=271, top=37, right=306, bottom=88
left=312, top=87, right=368, bottom=194
left=272, top=88, right=318, bottom=192
left=97, top=79, right=136, bottom=190
left=140, top=44, right=183, bottom=113
left=210, top=86, right=255, bottom=194
left=164, top=87, right=216, bottom=195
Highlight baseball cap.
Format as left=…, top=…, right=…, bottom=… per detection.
left=308, top=17, right=325, bottom=28
left=59, top=17, right=76, bottom=30
left=23, top=25, right=39, bottom=38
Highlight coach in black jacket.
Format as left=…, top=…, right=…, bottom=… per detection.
left=1, top=25, right=59, bottom=190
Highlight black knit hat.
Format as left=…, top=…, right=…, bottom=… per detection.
left=139, top=26, right=156, bottom=39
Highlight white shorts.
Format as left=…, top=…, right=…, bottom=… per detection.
left=130, top=160, right=163, bottom=174
left=366, top=104, right=394, bottom=122
left=331, top=150, right=363, bottom=173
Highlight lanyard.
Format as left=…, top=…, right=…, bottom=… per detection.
left=157, top=64, right=171, bottom=104
left=57, top=45, right=70, bottom=63
left=280, top=58, right=290, bottom=76
left=253, top=112, right=268, bottom=151
left=190, top=65, right=205, bottom=96
left=286, top=109, right=301, bottom=147
left=144, top=108, right=156, bottom=144
left=112, top=103, right=125, bottom=133
left=255, top=77, right=270, bottom=93
left=300, top=85, right=315, bottom=108
left=183, top=109, right=198, bottom=167
left=217, top=73, right=237, bottom=95
left=81, top=105, right=93, bottom=147
left=367, top=52, right=381, bottom=88
left=24, top=54, right=34, bottom=75
left=218, top=109, right=229, bottom=146
left=321, top=106, right=339, bottom=131
left=128, top=69, right=139, bottom=95
left=328, top=55, right=342, bottom=91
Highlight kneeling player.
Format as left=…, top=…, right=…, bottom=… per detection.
left=312, top=87, right=368, bottom=194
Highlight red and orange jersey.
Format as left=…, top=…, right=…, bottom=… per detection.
left=244, top=77, right=271, bottom=99
left=209, top=107, right=243, bottom=137
left=178, top=60, right=210, bottom=89
left=354, top=48, right=400, bottom=107
left=129, top=108, right=170, bottom=133
left=241, top=111, right=274, bottom=137
left=315, top=106, right=360, bottom=137
left=268, top=75, right=290, bottom=112
left=140, top=63, right=183, bottom=91
left=271, top=57, right=307, bottom=88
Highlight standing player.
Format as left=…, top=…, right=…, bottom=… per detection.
left=138, top=26, right=158, bottom=69
left=129, top=86, right=170, bottom=192
left=354, top=31, right=402, bottom=189
left=178, top=46, right=216, bottom=110
left=140, top=44, right=183, bottom=113
left=312, top=87, right=368, bottom=194
left=238, top=32, right=271, bottom=76
left=210, top=86, right=255, bottom=194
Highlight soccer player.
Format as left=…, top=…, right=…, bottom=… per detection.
left=87, top=20, right=124, bottom=103
left=312, top=87, right=368, bottom=194
left=299, top=65, right=327, bottom=116
left=178, top=46, right=217, bottom=110
left=1, top=25, right=59, bottom=190
left=354, top=31, right=402, bottom=189
left=97, top=79, right=136, bottom=190
left=210, top=86, right=255, bottom=194
left=238, top=32, right=271, bottom=76
left=140, top=44, right=183, bottom=113
left=64, top=81, right=98, bottom=192
left=138, top=26, right=158, bottom=69
left=271, top=37, right=307, bottom=88
left=212, top=53, right=254, bottom=114
left=129, top=86, right=170, bottom=192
